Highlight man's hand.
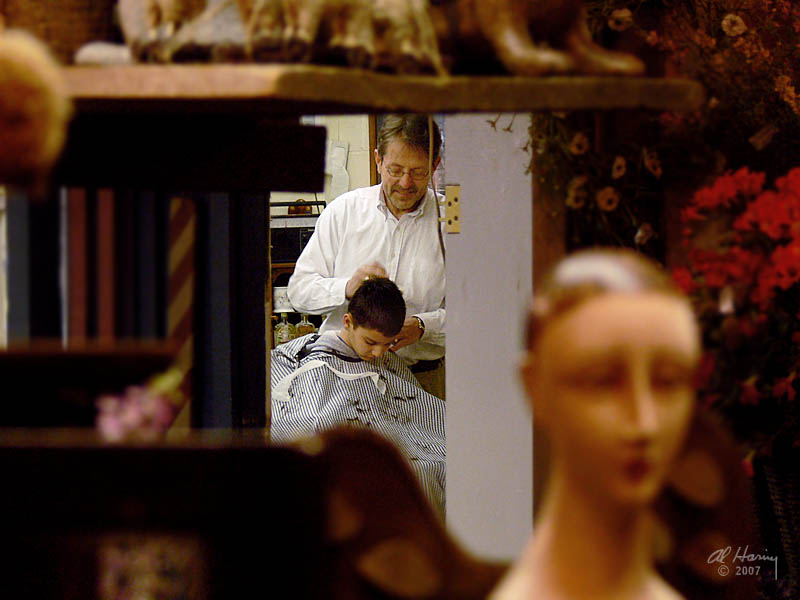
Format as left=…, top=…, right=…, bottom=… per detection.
left=346, top=262, right=388, bottom=299
left=390, top=317, right=424, bottom=351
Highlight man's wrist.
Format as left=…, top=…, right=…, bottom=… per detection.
left=413, top=315, right=425, bottom=337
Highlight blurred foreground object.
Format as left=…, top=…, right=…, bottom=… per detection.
left=0, top=26, right=71, bottom=188
left=1, top=426, right=506, bottom=599
left=118, top=0, right=644, bottom=76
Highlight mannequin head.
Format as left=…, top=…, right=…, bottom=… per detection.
left=0, top=28, right=71, bottom=189
left=521, top=249, right=700, bottom=507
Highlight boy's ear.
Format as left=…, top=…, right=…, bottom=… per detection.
left=343, top=313, right=354, bottom=330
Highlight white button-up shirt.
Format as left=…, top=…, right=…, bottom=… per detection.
left=287, top=184, right=445, bottom=364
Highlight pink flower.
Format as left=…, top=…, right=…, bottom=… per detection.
left=96, top=385, right=177, bottom=442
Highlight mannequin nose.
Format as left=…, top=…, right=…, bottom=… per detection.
left=629, top=377, right=659, bottom=435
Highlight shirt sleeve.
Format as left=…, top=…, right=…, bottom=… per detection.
left=286, top=203, right=349, bottom=315
left=415, top=305, right=445, bottom=346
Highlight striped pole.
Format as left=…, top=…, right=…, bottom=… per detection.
left=167, top=196, right=196, bottom=428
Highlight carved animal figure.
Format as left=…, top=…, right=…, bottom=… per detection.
left=120, top=0, right=645, bottom=76
left=373, top=0, right=444, bottom=74
left=145, top=0, right=207, bottom=38
left=236, top=0, right=283, bottom=61
left=238, top=0, right=642, bottom=75
left=429, top=0, right=644, bottom=75
left=281, top=0, right=375, bottom=67
left=0, top=27, right=71, bottom=189
left=241, top=0, right=443, bottom=72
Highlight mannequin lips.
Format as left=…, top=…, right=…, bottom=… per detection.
left=624, top=457, right=653, bottom=482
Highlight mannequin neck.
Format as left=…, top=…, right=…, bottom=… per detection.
left=528, top=469, right=660, bottom=598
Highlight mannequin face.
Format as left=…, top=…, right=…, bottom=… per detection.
left=522, top=292, right=700, bottom=506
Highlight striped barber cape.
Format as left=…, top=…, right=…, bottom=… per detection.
left=270, top=334, right=446, bottom=516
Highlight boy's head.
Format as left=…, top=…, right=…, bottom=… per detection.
left=341, top=277, right=406, bottom=361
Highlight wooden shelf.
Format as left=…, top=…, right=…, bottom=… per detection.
left=1, top=340, right=177, bottom=428
left=63, top=64, right=705, bottom=114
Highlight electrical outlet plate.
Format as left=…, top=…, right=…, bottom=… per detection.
left=443, top=185, right=461, bottom=233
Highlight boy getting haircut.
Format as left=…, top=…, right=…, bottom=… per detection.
left=347, top=277, right=406, bottom=338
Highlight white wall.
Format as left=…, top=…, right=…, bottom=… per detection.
left=444, top=113, right=533, bottom=560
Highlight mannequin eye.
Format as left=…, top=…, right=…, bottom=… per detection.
left=651, top=364, right=692, bottom=389
left=564, top=367, right=623, bottom=390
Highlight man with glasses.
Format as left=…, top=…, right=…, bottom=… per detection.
left=287, top=114, right=446, bottom=399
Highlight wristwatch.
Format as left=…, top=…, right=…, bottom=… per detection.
left=413, top=315, right=425, bottom=336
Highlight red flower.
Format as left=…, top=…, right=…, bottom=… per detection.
left=775, top=167, right=800, bottom=196
left=732, top=167, right=766, bottom=196
left=702, top=393, right=721, bottom=410
left=739, top=376, right=760, bottom=405
left=741, top=453, right=755, bottom=478
left=750, top=265, right=780, bottom=308
left=738, top=316, right=761, bottom=338
left=770, top=242, right=800, bottom=290
left=772, top=372, right=796, bottom=402
left=690, top=168, right=766, bottom=219
left=680, top=205, right=704, bottom=223
left=686, top=247, right=762, bottom=290
left=672, top=266, right=696, bottom=293
left=734, top=189, right=800, bottom=239
left=694, top=352, right=716, bottom=389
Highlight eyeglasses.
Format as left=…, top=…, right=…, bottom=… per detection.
left=383, top=164, right=430, bottom=180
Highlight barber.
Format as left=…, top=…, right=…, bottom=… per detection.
left=287, top=114, right=446, bottom=399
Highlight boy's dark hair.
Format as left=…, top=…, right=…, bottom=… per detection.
left=348, top=278, right=406, bottom=337
left=377, top=114, right=442, bottom=164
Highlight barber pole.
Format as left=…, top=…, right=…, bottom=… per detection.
left=167, top=196, right=196, bottom=425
